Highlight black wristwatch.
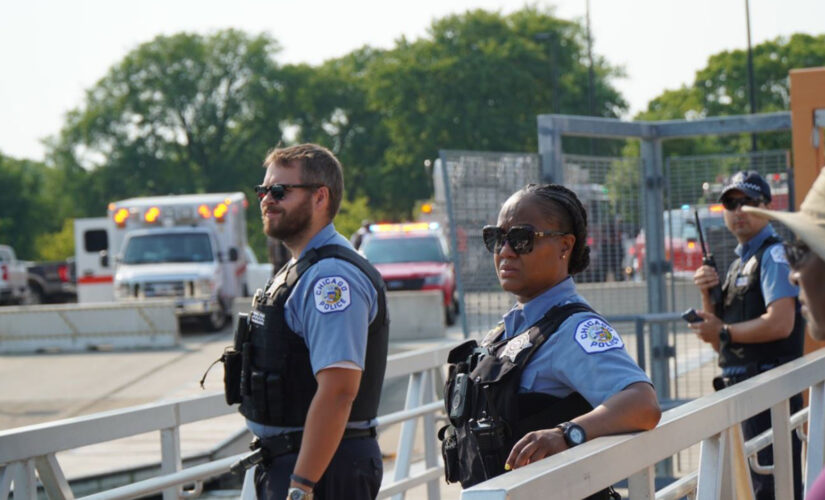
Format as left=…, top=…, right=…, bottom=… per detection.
left=556, top=421, right=587, bottom=448
left=719, top=325, right=731, bottom=344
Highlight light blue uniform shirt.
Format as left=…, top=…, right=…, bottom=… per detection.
left=247, top=223, right=379, bottom=437
left=500, top=276, right=651, bottom=408
left=732, top=224, right=798, bottom=306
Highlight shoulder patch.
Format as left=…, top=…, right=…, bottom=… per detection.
left=574, top=317, right=624, bottom=354
left=313, top=276, right=351, bottom=314
left=770, top=245, right=789, bottom=265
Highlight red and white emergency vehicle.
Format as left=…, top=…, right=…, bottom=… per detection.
left=74, top=193, right=250, bottom=330
left=358, top=222, right=459, bottom=325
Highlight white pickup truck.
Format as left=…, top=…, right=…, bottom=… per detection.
left=0, top=245, right=29, bottom=305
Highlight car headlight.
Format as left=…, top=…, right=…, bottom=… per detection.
left=196, top=278, right=216, bottom=296
left=422, top=274, right=446, bottom=286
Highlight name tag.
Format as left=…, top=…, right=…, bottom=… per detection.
left=735, top=276, right=749, bottom=287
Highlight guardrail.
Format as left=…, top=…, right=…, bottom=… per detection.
left=461, top=348, right=825, bottom=500
left=0, top=300, right=179, bottom=353
left=0, top=342, right=455, bottom=500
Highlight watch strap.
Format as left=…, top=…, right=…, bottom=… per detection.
left=290, top=473, right=316, bottom=489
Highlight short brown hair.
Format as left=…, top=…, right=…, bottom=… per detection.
left=263, top=143, right=344, bottom=219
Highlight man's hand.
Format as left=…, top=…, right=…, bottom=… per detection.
left=689, top=309, right=724, bottom=351
left=505, top=428, right=567, bottom=470
left=693, top=265, right=720, bottom=294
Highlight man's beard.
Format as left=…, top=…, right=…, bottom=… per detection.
left=263, top=194, right=313, bottom=241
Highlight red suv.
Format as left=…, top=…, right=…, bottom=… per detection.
left=359, top=223, right=459, bottom=325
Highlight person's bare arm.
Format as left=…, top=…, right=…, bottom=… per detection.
left=289, top=367, right=361, bottom=491
left=505, top=382, right=661, bottom=469
left=690, top=297, right=796, bottom=345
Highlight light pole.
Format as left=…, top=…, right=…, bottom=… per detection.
left=745, top=0, right=758, bottom=153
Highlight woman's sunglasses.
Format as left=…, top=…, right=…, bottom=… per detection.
left=254, top=183, right=323, bottom=200
left=482, top=225, right=567, bottom=255
left=783, top=240, right=811, bottom=270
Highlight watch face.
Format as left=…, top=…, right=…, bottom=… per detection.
left=288, top=488, right=307, bottom=500
left=569, top=427, right=585, bottom=444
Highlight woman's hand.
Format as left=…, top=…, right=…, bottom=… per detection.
left=505, top=428, right=567, bottom=470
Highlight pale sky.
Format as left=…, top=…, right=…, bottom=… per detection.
left=1, top=0, right=823, bottom=161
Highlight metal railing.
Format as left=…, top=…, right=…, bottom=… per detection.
left=0, top=342, right=456, bottom=500
left=461, top=348, right=825, bottom=500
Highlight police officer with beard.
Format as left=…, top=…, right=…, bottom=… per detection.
left=440, top=184, right=660, bottom=498
left=231, top=144, right=388, bottom=500
left=691, top=171, right=805, bottom=500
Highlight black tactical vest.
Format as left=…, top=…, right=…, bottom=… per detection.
left=440, top=302, right=604, bottom=490
left=718, top=234, right=804, bottom=370
left=230, top=244, right=389, bottom=427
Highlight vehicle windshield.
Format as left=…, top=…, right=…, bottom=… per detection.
left=361, top=236, right=446, bottom=264
left=123, top=233, right=214, bottom=264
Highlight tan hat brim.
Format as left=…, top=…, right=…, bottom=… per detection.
left=744, top=206, right=825, bottom=261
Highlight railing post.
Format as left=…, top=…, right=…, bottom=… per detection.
left=807, top=381, right=825, bottom=496
left=161, top=426, right=183, bottom=500
left=770, top=399, right=794, bottom=500
left=726, top=425, right=754, bottom=500
left=423, top=369, right=441, bottom=500
left=697, top=432, right=726, bottom=499
left=628, top=465, right=655, bottom=499
left=392, top=372, right=424, bottom=500
left=34, top=453, right=74, bottom=500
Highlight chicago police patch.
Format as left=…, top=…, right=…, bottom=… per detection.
left=770, top=245, right=789, bottom=265
left=314, top=276, right=351, bottom=313
left=574, top=317, right=623, bottom=354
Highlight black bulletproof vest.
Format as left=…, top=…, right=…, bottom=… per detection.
left=718, top=234, right=804, bottom=369
left=441, top=302, right=597, bottom=488
left=238, top=245, right=389, bottom=427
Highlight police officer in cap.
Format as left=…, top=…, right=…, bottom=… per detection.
left=440, top=184, right=660, bottom=497
left=237, top=144, right=388, bottom=500
left=691, top=170, right=805, bottom=499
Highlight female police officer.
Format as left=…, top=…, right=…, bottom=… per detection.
left=440, top=184, right=661, bottom=496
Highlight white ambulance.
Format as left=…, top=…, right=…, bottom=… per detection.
left=74, top=193, right=251, bottom=330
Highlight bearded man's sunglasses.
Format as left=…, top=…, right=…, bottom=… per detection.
left=255, top=183, right=323, bottom=200
left=482, top=225, right=568, bottom=255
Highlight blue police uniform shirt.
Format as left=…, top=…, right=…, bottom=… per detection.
left=733, top=224, right=798, bottom=306
left=501, top=276, right=651, bottom=408
left=247, top=223, right=379, bottom=438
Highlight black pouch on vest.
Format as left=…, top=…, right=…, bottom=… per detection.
left=222, top=349, right=242, bottom=405
left=265, top=373, right=284, bottom=421
left=470, top=417, right=508, bottom=474
left=250, top=371, right=267, bottom=420
left=438, top=424, right=461, bottom=483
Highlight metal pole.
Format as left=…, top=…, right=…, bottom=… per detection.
left=745, top=0, right=758, bottom=153
left=585, top=0, right=596, bottom=153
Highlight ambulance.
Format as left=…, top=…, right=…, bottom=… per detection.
left=74, top=193, right=251, bottom=330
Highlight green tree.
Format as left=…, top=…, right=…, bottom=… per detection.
left=361, top=7, right=626, bottom=215
left=48, top=29, right=286, bottom=213
left=34, top=219, right=75, bottom=261
left=0, top=153, right=62, bottom=259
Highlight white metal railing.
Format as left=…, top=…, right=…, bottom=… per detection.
left=0, top=342, right=456, bottom=500
left=461, top=348, right=825, bottom=500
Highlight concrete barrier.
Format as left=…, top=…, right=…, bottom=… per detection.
left=232, top=291, right=446, bottom=341
left=0, top=300, right=179, bottom=353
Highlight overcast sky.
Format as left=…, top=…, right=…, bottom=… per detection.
left=1, top=0, right=823, bottom=161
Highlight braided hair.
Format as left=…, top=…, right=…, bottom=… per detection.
left=521, top=183, right=591, bottom=275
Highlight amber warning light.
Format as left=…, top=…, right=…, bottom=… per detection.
left=113, top=208, right=130, bottom=227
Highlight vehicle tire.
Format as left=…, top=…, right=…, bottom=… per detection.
left=445, top=292, right=459, bottom=326
left=24, top=284, right=44, bottom=305
left=203, top=301, right=228, bottom=331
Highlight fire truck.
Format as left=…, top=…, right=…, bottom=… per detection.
left=74, top=193, right=250, bottom=330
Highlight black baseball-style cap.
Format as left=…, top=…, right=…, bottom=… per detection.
left=718, top=170, right=772, bottom=203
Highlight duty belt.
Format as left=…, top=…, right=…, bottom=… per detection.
left=230, top=427, right=377, bottom=474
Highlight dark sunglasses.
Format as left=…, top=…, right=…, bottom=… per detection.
left=783, top=240, right=811, bottom=270
left=254, top=183, right=323, bottom=200
left=482, top=225, right=568, bottom=255
left=721, top=196, right=762, bottom=211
